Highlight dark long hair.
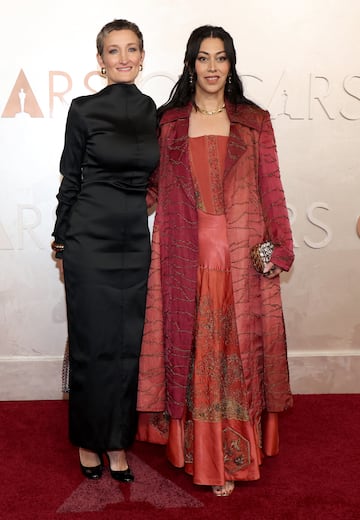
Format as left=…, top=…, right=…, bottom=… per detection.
left=158, top=25, right=255, bottom=119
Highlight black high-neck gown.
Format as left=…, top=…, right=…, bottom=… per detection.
left=53, top=83, right=159, bottom=451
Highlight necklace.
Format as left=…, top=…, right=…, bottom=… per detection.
left=195, top=103, right=225, bottom=116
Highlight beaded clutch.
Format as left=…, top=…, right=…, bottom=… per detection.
left=250, top=241, right=274, bottom=273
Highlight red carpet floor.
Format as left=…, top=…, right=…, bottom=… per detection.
left=0, top=395, right=359, bottom=520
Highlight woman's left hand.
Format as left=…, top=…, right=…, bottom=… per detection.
left=263, top=262, right=282, bottom=278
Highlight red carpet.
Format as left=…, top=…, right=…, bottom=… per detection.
left=1, top=395, right=359, bottom=519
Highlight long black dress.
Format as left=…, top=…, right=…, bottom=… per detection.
left=52, top=83, right=159, bottom=451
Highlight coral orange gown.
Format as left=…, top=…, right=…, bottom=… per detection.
left=138, top=135, right=279, bottom=486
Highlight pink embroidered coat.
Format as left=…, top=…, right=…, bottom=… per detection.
left=137, top=102, right=294, bottom=421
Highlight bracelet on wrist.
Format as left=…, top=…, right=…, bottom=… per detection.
left=51, top=240, right=65, bottom=252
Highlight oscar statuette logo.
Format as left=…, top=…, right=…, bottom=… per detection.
left=357, top=217, right=360, bottom=238
left=2, top=69, right=43, bottom=118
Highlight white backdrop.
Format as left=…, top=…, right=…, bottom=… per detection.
left=1, top=0, right=359, bottom=399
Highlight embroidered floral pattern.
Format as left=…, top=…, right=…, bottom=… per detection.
left=187, top=293, right=249, bottom=423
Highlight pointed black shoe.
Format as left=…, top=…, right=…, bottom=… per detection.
left=109, top=466, right=134, bottom=482
left=105, top=453, right=134, bottom=482
left=79, top=453, right=103, bottom=480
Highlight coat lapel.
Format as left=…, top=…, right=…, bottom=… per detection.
left=224, top=102, right=263, bottom=179
left=225, top=124, right=247, bottom=178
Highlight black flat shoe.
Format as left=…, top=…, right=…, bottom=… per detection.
left=105, top=453, right=134, bottom=482
left=79, top=452, right=103, bottom=480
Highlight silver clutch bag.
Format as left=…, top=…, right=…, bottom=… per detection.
left=250, top=241, right=274, bottom=273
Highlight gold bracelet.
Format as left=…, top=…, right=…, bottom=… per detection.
left=51, top=240, right=65, bottom=252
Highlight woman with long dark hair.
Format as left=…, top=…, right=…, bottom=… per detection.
left=137, top=25, right=294, bottom=496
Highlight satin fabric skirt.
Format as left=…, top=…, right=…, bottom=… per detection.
left=64, top=183, right=150, bottom=451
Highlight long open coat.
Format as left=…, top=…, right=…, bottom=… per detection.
left=137, top=102, right=294, bottom=422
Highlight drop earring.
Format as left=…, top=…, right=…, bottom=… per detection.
left=227, top=74, right=232, bottom=93
left=101, top=67, right=106, bottom=76
left=139, top=64, right=143, bottom=71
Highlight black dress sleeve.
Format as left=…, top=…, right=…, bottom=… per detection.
left=52, top=100, right=87, bottom=253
